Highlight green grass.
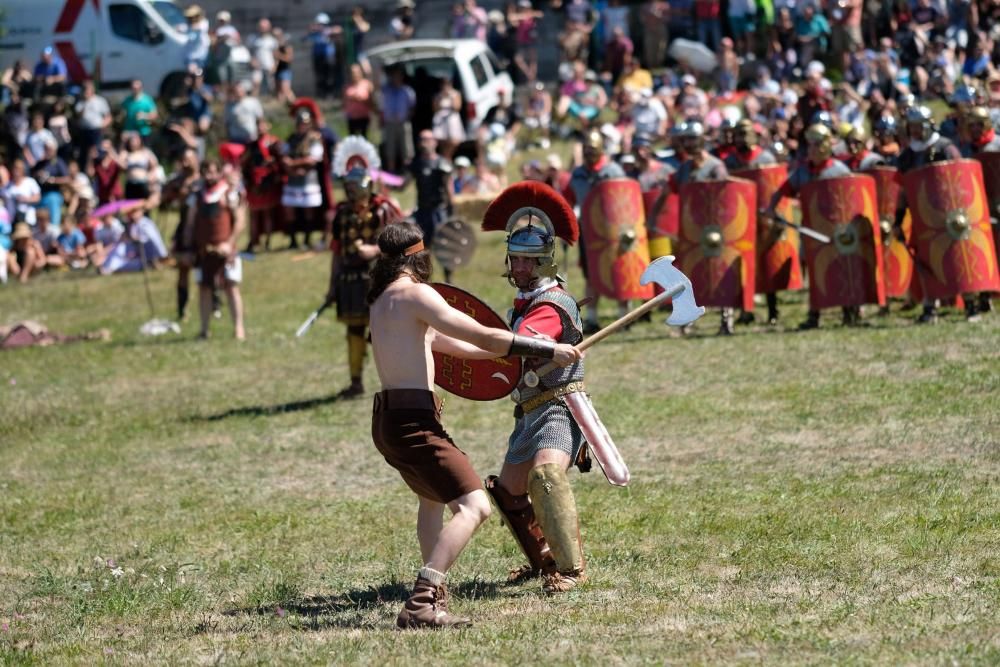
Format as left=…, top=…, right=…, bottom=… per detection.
left=2, top=155, right=999, bottom=663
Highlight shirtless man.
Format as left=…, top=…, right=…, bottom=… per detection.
left=367, top=222, right=581, bottom=629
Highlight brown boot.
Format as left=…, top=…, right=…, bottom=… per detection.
left=542, top=568, right=588, bottom=594
left=396, top=575, right=472, bottom=629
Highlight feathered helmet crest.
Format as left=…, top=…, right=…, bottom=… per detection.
left=482, top=181, right=578, bottom=284
left=290, top=97, right=323, bottom=126
left=333, top=135, right=381, bottom=192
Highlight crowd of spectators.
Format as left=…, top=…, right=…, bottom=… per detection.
left=1, top=0, right=999, bottom=289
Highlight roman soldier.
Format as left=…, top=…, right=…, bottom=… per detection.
left=282, top=98, right=335, bottom=249
left=959, top=105, right=1000, bottom=314
left=562, top=128, right=626, bottom=333
left=872, top=116, right=901, bottom=164
left=724, top=119, right=777, bottom=171
left=766, top=124, right=853, bottom=329
left=893, top=105, right=965, bottom=323
left=481, top=181, right=590, bottom=594
left=713, top=117, right=739, bottom=163
left=939, top=85, right=979, bottom=144
left=326, top=136, right=403, bottom=397
left=838, top=125, right=886, bottom=171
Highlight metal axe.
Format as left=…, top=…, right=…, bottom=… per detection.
left=523, top=256, right=705, bottom=388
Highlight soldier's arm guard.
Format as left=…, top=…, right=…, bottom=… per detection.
left=509, top=334, right=558, bottom=358
left=484, top=476, right=557, bottom=574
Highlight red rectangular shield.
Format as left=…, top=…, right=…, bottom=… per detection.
left=974, top=152, right=1000, bottom=262
left=732, top=164, right=803, bottom=293
left=580, top=179, right=654, bottom=300
left=867, top=166, right=914, bottom=298
left=801, top=174, right=886, bottom=309
left=903, top=159, right=1000, bottom=299
left=675, top=178, right=757, bottom=310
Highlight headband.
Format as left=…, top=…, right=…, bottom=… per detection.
left=402, top=240, right=424, bottom=256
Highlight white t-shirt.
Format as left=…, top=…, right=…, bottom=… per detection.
left=25, top=129, right=56, bottom=163
left=5, top=178, right=41, bottom=225
left=249, top=33, right=278, bottom=71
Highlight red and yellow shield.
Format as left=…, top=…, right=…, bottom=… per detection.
left=431, top=284, right=522, bottom=401
left=732, top=164, right=803, bottom=293
left=903, top=159, right=1000, bottom=299
left=974, top=152, right=1000, bottom=262
left=642, top=186, right=680, bottom=239
left=675, top=178, right=757, bottom=310
left=867, top=166, right=914, bottom=298
left=801, top=174, right=885, bottom=309
left=581, top=179, right=654, bottom=300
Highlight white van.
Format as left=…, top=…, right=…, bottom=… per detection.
left=367, top=39, right=514, bottom=133
left=0, top=0, right=242, bottom=99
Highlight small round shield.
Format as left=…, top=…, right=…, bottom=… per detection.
left=431, top=283, right=522, bottom=401
left=433, top=218, right=478, bottom=272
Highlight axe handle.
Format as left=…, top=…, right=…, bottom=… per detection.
left=531, top=283, right=685, bottom=380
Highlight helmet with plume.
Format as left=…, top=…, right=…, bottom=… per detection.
left=482, top=181, right=579, bottom=287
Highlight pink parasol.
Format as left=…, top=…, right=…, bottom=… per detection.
left=93, top=199, right=144, bottom=219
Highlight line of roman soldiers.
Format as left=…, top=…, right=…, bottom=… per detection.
left=573, top=94, right=1000, bottom=333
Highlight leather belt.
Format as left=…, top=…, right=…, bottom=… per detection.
left=373, top=389, right=443, bottom=414
left=518, top=381, right=585, bottom=414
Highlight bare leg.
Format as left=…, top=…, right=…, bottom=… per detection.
left=421, top=489, right=491, bottom=574
left=498, top=448, right=571, bottom=497
left=417, top=497, right=445, bottom=564
left=225, top=282, right=245, bottom=339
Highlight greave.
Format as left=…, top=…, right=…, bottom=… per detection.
left=484, top=475, right=557, bottom=574
left=527, top=463, right=584, bottom=573
left=347, top=329, right=367, bottom=380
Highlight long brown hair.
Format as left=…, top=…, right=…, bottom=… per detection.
left=367, top=222, right=432, bottom=304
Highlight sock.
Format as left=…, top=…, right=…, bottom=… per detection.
left=418, top=566, right=446, bottom=586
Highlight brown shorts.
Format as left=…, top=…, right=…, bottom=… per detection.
left=371, top=389, right=482, bottom=504
left=196, top=252, right=226, bottom=287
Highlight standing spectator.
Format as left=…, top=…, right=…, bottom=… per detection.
left=248, top=18, right=278, bottom=98
left=453, top=0, right=489, bottom=40
left=379, top=65, right=416, bottom=175
left=183, top=6, right=211, bottom=70
left=32, top=47, right=67, bottom=100
left=432, top=79, right=465, bottom=159
left=391, top=1, right=417, bottom=41
left=344, top=64, right=376, bottom=138
left=509, top=0, right=543, bottom=83
left=74, top=80, right=111, bottom=167
left=121, top=132, right=159, bottom=201
left=224, top=81, right=263, bottom=145
left=602, top=0, right=631, bottom=42
left=349, top=7, right=371, bottom=64
left=604, top=26, right=634, bottom=84
left=404, top=130, right=454, bottom=279
left=274, top=30, right=296, bottom=105
left=47, top=100, right=73, bottom=163
left=696, top=0, right=724, bottom=52
left=307, top=13, right=336, bottom=98
left=641, top=2, right=669, bottom=69
left=830, top=0, right=865, bottom=74
left=795, top=3, right=831, bottom=66
left=668, top=0, right=696, bottom=41
left=5, top=160, right=41, bottom=226
left=120, top=79, right=159, bottom=145
left=728, top=0, right=757, bottom=55
left=716, top=37, right=741, bottom=93
left=92, top=141, right=123, bottom=205
left=23, top=113, right=56, bottom=167
left=32, top=141, right=70, bottom=228
left=214, top=11, right=241, bottom=45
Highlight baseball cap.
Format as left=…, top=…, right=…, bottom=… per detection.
left=216, top=10, right=231, bottom=22
left=454, top=156, right=472, bottom=168
left=682, top=74, right=697, bottom=86
left=315, top=12, right=331, bottom=24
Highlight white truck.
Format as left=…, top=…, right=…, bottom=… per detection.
left=0, top=0, right=242, bottom=99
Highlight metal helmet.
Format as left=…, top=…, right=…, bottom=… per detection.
left=804, top=123, right=834, bottom=160
left=583, top=128, right=604, bottom=152
left=481, top=181, right=580, bottom=287
left=843, top=125, right=868, bottom=155
left=873, top=115, right=898, bottom=139
left=810, top=110, right=835, bottom=130
left=897, top=93, right=916, bottom=113
left=964, top=105, right=992, bottom=140
left=735, top=118, right=757, bottom=148
left=676, top=120, right=705, bottom=152
left=905, top=105, right=936, bottom=142
left=333, top=135, right=380, bottom=201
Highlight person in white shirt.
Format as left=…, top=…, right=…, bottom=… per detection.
left=248, top=18, right=278, bottom=97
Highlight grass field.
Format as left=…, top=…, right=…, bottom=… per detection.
left=2, top=201, right=999, bottom=664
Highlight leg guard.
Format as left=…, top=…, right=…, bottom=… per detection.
left=177, top=285, right=189, bottom=320
left=527, top=463, right=585, bottom=574
left=484, top=475, right=556, bottom=575
left=347, top=326, right=367, bottom=380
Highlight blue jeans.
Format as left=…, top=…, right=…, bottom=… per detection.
left=697, top=18, right=722, bottom=52
left=39, top=191, right=63, bottom=229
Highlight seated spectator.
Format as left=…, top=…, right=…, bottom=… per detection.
left=5, top=159, right=41, bottom=226
left=31, top=207, right=64, bottom=270
left=23, top=112, right=55, bottom=167
left=9, top=222, right=46, bottom=283
left=63, top=160, right=94, bottom=218
left=0, top=198, right=10, bottom=283
left=0, top=61, right=32, bottom=107
left=56, top=216, right=88, bottom=268
left=523, top=82, right=553, bottom=148
left=452, top=156, right=478, bottom=194
left=100, top=206, right=168, bottom=274
left=32, top=47, right=67, bottom=100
